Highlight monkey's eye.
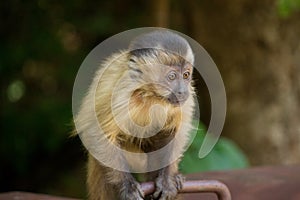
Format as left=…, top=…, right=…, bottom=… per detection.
left=183, top=71, right=190, bottom=79
left=168, top=72, right=177, bottom=81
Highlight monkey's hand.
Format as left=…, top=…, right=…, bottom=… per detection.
left=153, top=173, right=184, bottom=200
left=120, top=178, right=144, bottom=200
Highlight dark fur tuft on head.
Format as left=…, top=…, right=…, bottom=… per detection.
left=128, top=30, right=193, bottom=65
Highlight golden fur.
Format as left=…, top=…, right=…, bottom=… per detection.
left=74, top=49, right=195, bottom=199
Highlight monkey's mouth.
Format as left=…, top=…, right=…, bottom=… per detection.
left=167, top=96, right=187, bottom=106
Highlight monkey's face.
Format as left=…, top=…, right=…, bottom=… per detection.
left=158, top=64, right=193, bottom=106
left=129, top=51, right=193, bottom=106
left=128, top=30, right=195, bottom=107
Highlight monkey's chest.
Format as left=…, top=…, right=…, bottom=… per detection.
left=119, top=130, right=176, bottom=173
left=139, top=130, right=176, bottom=153
left=125, top=95, right=182, bottom=152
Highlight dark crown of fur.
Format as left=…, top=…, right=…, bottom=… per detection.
left=129, top=31, right=190, bottom=61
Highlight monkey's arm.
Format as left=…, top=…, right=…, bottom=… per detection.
left=152, top=161, right=184, bottom=200
left=119, top=171, right=144, bottom=200
left=148, top=128, right=189, bottom=200
left=88, top=154, right=144, bottom=200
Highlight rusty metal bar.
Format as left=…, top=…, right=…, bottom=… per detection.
left=141, top=180, right=231, bottom=200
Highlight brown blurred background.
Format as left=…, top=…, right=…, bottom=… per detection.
left=1, top=0, right=300, bottom=198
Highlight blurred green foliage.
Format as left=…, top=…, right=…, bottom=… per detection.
left=0, top=0, right=115, bottom=197
left=180, top=122, right=249, bottom=173
left=277, top=0, right=300, bottom=17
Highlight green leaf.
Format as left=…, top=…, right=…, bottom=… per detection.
left=277, top=0, right=300, bottom=18
left=180, top=121, right=249, bottom=173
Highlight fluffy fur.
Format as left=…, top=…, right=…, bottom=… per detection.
left=74, top=31, right=195, bottom=200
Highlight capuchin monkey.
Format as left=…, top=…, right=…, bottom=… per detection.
left=74, top=30, right=195, bottom=200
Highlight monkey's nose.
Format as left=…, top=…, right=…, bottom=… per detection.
left=176, top=90, right=187, bottom=98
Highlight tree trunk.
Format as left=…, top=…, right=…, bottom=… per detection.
left=185, top=0, right=300, bottom=165
left=151, top=0, right=170, bottom=27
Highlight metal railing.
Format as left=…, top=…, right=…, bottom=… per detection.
left=141, top=180, right=231, bottom=200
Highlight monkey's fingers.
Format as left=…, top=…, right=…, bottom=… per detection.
left=174, top=174, right=185, bottom=190
left=152, top=175, right=179, bottom=200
